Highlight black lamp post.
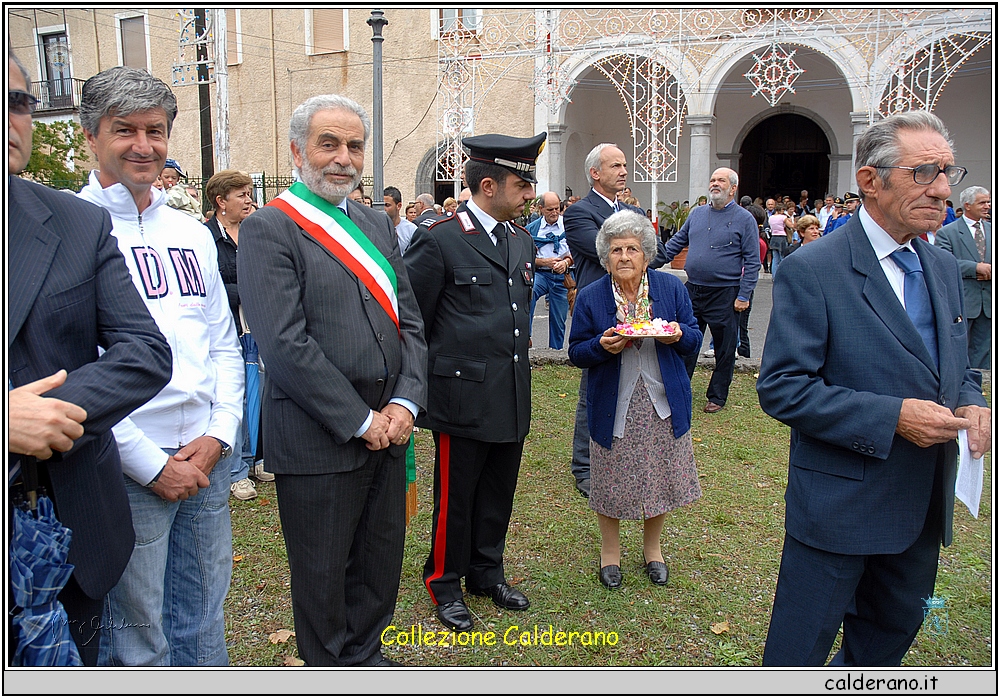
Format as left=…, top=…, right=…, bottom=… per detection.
left=368, top=9, right=388, bottom=210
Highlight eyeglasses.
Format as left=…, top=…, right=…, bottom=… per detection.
left=9, top=90, right=38, bottom=115
left=878, top=163, right=967, bottom=186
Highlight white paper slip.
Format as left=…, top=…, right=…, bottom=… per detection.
left=955, top=429, right=984, bottom=519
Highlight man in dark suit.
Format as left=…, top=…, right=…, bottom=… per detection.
left=239, top=94, right=427, bottom=666
left=757, top=111, right=990, bottom=666
left=405, top=132, right=545, bottom=633
left=7, top=50, right=171, bottom=665
left=935, top=185, right=991, bottom=369
left=563, top=143, right=645, bottom=499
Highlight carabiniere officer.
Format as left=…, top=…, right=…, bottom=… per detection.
left=404, top=132, right=546, bottom=633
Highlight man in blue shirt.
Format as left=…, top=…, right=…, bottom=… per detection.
left=661, top=168, right=760, bottom=413
left=528, top=191, right=573, bottom=349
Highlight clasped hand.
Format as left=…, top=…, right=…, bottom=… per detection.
left=361, top=403, right=415, bottom=451
left=152, top=435, right=222, bottom=502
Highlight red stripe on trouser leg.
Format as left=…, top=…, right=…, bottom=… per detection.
left=424, top=433, right=451, bottom=605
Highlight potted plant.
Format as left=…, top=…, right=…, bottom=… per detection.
left=656, top=200, right=691, bottom=268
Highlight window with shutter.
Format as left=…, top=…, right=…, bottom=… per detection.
left=309, top=9, right=346, bottom=55
left=119, top=16, right=147, bottom=69
left=226, top=9, right=240, bottom=65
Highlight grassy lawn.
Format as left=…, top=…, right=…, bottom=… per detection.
left=225, top=365, right=993, bottom=667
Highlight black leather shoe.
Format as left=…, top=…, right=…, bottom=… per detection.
left=645, top=560, right=669, bottom=586
left=436, top=599, right=473, bottom=631
left=375, top=657, right=403, bottom=667
left=576, top=477, right=591, bottom=499
left=470, top=583, right=530, bottom=611
left=599, top=565, right=622, bottom=589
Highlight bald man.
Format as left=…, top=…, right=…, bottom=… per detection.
left=660, top=168, right=760, bottom=413
left=527, top=192, right=573, bottom=349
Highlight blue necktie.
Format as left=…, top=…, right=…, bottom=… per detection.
left=889, top=248, right=938, bottom=369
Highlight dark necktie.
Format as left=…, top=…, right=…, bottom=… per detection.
left=889, top=248, right=938, bottom=369
left=496, top=222, right=509, bottom=265
left=973, top=220, right=986, bottom=262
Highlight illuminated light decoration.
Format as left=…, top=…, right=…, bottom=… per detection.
left=743, top=42, right=804, bottom=107
left=431, top=9, right=991, bottom=184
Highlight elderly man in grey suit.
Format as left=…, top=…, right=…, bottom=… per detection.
left=239, top=94, right=427, bottom=666
left=936, top=186, right=991, bottom=369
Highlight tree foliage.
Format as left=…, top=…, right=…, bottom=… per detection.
left=23, top=120, right=88, bottom=187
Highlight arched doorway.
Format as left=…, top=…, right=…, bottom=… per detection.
left=739, top=113, right=830, bottom=202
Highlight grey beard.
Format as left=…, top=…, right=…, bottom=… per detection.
left=709, top=191, right=727, bottom=208
left=299, top=160, right=361, bottom=204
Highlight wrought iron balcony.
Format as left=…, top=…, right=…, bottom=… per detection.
left=29, top=78, right=85, bottom=113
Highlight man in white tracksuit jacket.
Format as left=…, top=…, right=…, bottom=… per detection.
left=77, top=66, right=243, bottom=666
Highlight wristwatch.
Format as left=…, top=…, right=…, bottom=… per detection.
left=213, top=437, right=233, bottom=460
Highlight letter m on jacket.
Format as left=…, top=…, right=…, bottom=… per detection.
left=168, top=248, right=207, bottom=297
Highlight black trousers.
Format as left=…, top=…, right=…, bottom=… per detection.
left=682, top=283, right=740, bottom=406
left=274, top=449, right=405, bottom=666
left=738, top=290, right=754, bottom=358
left=423, top=433, right=524, bottom=605
left=763, top=464, right=944, bottom=666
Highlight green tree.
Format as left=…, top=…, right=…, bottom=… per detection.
left=23, top=119, right=88, bottom=189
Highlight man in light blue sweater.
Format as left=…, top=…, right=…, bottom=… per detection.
left=661, top=168, right=760, bottom=413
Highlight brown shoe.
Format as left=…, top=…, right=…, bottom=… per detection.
left=703, top=401, right=723, bottom=413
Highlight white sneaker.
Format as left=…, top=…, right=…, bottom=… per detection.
left=230, top=478, right=257, bottom=500
left=703, top=349, right=715, bottom=358
left=252, top=461, right=275, bottom=482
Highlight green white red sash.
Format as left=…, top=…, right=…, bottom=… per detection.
left=268, top=181, right=399, bottom=328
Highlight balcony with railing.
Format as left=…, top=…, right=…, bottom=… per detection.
left=29, top=78, right=85, bottom=114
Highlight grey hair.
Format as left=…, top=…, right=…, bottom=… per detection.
left=416, top=193, right=435, bottom=208
left=584, top=142, right=619, bottom=183
left=725, top=169, right=738, bottom=188
left=8, top=49, right=30, bottom=85
left=80, top=66, right=178, bottom=137
left=596, top=210, right=658, bottom=270
left=289, top=94, right=370, bottom=152
left=855, top=111, right=953, bottom=199
left=959, top=185, right=990, bottom=208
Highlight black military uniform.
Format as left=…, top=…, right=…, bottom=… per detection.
left=405, top=132, right=546, bottom=632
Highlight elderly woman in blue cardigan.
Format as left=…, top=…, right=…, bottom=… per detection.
left=569, top=211, right=703, bottom=590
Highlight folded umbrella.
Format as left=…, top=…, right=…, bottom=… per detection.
left=240, top=331, right=262, bottom=455
left=9, top=465, right=83, bottom=666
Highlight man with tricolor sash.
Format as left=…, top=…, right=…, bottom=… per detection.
left=239, top=94, right=427, bottom=666
left=405, top=132, right=546, bottom=634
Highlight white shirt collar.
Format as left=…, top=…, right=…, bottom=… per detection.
left=963, top=215, right=982, bottom=230
left=859, top=204, right=915, bottom=260
left=465, top=197, right=501, bottom=234
left=539, top=216, right=563, bottom=232
left=592, top=188, right=618, bottom=210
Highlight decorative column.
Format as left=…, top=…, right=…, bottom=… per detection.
left=544, top=123, right=566, bottom=200
left=850, top=111, right=872, bottom=173
left=687, top=114, right=714, bottom=204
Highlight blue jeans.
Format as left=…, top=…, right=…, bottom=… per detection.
left=231, top=413, right=252, bottom=482
left=99, top=447, right=235, bottom=666
left=528, top=271, right=569, bottom=350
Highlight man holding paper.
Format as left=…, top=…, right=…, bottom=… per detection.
left=239, top=94, right=427, bottom=666
left=757, top=111, right=990, bottom=666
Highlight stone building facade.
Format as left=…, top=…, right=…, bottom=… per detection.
left=6, top=8, right=992, bottom=210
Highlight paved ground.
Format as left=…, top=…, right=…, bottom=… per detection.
left=529, top=268, right=774, bottom=373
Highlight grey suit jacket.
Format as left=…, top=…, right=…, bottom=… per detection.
left=8, top=176, right=172, bottom=597
left=935, top=217, right=991, bottom=318
left=238, top=197, right=427, bottom=474
left=758, top=212, right=986, bottom=555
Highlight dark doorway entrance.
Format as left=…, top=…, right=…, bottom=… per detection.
left=739, top=113, right=830, bottom=203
